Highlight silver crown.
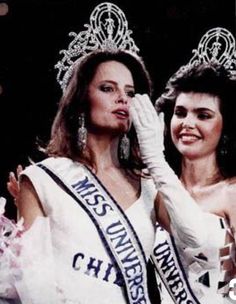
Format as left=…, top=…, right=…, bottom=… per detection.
left=185, top=27, right=236, bottom=77
left=55, top=2, right=139, bottom=91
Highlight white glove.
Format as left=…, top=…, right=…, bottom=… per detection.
left=130, top=94, right=207, bottom=248
left=130, top=94, right=165, bottom=161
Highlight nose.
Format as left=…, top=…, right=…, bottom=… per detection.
left=182, top=114, right=195, bottom=129
left=115, top=90, right=128, bottom=104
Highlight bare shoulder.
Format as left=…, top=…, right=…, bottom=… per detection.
left=226, top=177, right=236, bottom=193
left=224, top=177, right=236, bottom=208
left=223, top=178, right=236, bottom=229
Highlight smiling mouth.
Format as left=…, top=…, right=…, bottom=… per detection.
left=179, top=134, right=201, bottom=143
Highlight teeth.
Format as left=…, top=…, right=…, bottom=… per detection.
left=116, top=111, right=127, bottom=115
left=181, top=135, right=198, bottom=141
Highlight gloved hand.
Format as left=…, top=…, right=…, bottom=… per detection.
left=130, top=93, right=168, bottom=187
left=130, top=94, right=207, bottom=248
left=130, top=94, right=165, bottom=163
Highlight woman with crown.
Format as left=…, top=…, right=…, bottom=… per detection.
left=131, top=28, right=236, bottom=303
left=0, top=2, right=210, bottom=304
left=7, top=43, right=208, bottom=304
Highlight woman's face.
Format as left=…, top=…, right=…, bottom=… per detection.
left=170, top=92, right=223, bottom=160
left=87, top=60, right=135, bottom=134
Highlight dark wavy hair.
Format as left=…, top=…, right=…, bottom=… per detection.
left=157, top=62, right=236, bottom=177
left=46, top=49, right=152, bottom=174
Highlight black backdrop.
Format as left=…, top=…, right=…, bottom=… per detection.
left=0, top=0, right=235, bottom=217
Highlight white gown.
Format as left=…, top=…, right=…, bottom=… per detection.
left=1, top=157, right=157, bottom=304
left=160, top=212, right=235, bottom=304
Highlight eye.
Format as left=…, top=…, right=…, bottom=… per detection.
left=126, top=90, right=135, bottom=98
left=197, top=112, right=212, bottom=120
left=100, top=84, right=114, bottom=93
left=174, top=108, right=186, bottom=118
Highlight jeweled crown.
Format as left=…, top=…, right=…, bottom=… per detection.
left=184, top=27, right=236, bottom=77
left=55, top=2, right=139, bottom=91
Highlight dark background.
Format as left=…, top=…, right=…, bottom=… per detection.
left=0, top=0, right=235, bottom=217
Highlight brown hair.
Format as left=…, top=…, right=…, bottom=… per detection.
left=46, top=49, right=152, bottom=174
left=157, top=62, right=236, bottom=177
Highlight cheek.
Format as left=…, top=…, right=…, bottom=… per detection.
left=89, top=99, right=106, bottom=118
left=208, top=122, right=223, bottom=144
left=170, top=118, right=179, bottom=142
left=88, top=104, right=103, bottom=125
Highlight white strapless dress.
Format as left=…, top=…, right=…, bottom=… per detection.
left=177, top=213, right=235, bottom=304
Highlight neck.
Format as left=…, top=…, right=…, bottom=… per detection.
left=87, top=132, right=121, bottom=170
left=180, top=154, right=223, bottom=189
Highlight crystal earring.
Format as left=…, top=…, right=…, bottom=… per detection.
left=77, top=113, right=87, bottom=151
left=120, top=134, right=130, bottom=160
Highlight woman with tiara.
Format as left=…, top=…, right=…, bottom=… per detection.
left=131, top=28, right=236, bottom=303
left=0, top=2, right=209, bottom=304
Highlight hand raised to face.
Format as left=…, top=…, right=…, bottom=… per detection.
left=130, top=94, right=165, bottom=158
left=7, top=164, right=23, bottom=205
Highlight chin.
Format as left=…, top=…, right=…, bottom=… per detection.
left=177, top=146, right=200, bottom=159
left=116, top=122, right=129, bottom=133
left=181, top=150, right=204, bottom=160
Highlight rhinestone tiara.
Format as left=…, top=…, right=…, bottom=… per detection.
left=55, top=2, right=139, bottom=91
left=185, top=27, right=236, bottom=77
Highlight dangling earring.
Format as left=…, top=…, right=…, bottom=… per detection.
left=220, top=134, right=228, bottom=156
left=120, top=134, right=130, bottom=160
left=77, top=113, right=87, bottom=151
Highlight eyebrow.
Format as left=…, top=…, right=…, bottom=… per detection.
left=195, top=107, right=215, bottom=113
left=98, top=80, right=135, bottom=89
left=175, top=105, right=216, bottom=113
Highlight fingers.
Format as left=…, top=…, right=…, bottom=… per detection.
left=16, top=164, right=23, bottom=178
left=7, top=179, right=19, bottom=199
left=9, top=171, right=18, bottom=188
left=130, top=94, right=157, bottom=128
left=134, top=94, right=157, bottom=119
left=7, top=165, right=22, bottom=200
left=7, top=178, right=18, bottom=193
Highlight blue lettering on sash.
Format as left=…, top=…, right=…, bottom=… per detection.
left=72, top=177, right=113, bottom=216
left=153, top=236, right=194, bottom=304
left=71, top=174, right=148, bottom=303
left=85, top=257, right=103, bottom=277
left=106, top=221, right=140, bottom=264
left=72, top=251, right=124, bottom=287
left=72, top=176, right=96, bottom=196
left=106, top=220, right=146, bottom=302
left=102, top=263, right=114, bottom=282
left=72, top=252, right=85, bottom=270
left=39, top=164, right=149, bottom=303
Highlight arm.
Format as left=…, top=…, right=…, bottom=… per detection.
left=18, top=176, right=45, bottom=230
left=15, top=177, right=60, bottom=303
left=155, top=192, right=171, bottom=232
left=5, top=171, right=60, bottom=302
left=130, top=94, right=207, bottom=248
